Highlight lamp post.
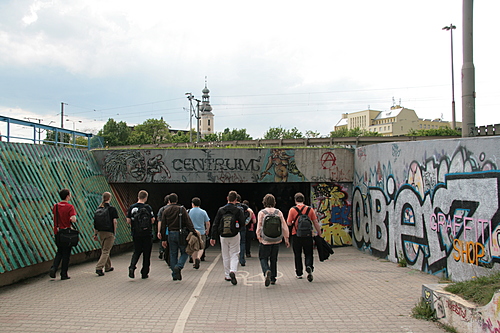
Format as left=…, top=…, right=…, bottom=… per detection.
left=185, top=93, right=194, bottom=142
left=66, top=119, right=82, bottom=130
left=442, top=24, right=456, bottom=130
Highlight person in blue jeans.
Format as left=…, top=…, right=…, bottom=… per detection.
left=158, top=193, right=195, bottom=281
left=236, top=194, right=254, bottom=266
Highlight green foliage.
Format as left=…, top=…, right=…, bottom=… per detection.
left=444, top=272, right=500, bottom=306
left=44, top=130, right=71, bottom=145
left=407, top=127, right=461, bottom=136
left=329, top=127, right=382, bottom=138
left=98, top=118, right=131, bottom=146
left=220, top=128, right=252, bottom=141
left=130, top=118, right=171, bottom=145
left=202, top=133, right=219, bottom=142
left=263, top=126, right=303, bottom=139
left=398, top=251, right=407, bottom=267
left=171, top=131, right=191, bottom=143
left=305, top=130, right=321, bottom=138
left=411, top=298, right=436, bottom=321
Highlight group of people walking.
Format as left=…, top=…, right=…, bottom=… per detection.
left=49, top=188, right=323, bottom=287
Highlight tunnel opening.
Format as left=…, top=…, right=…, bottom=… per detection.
left=111, top=182, right=311, bottom=220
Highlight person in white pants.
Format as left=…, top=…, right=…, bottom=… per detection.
left=210, top=190, right=246, bottom=285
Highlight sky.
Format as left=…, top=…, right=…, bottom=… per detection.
left=1, top=0, right=499, bottom=141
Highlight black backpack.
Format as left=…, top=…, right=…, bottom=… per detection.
left=94, top=206, right=112, bottom=231
left=261, top=209, right=283, bottom=242
left=294, top=206, right=313, bottom=238
left=219, top=207, right=240, bottom=237
left=132, top=206, right=152, bottom=235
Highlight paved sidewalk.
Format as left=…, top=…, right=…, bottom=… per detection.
left=0, top=243, right=445, bottom=332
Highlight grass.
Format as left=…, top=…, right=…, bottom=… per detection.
left=412, top=298, right=436, bottom=321
left=444, top=271, right=500, bottom=306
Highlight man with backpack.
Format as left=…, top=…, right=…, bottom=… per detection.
left=287, top=192, right=322, bottom=282
left=210, top=190, right=246, bottom=285
left=126, top=190, right=154, bottom=279
left=93, top=191, right=119, bottom=276
left=256, top=193, right=289, bottom=287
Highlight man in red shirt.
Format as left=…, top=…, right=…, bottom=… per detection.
left=287, top=192, right=322, bottom=282
left=49, top=188, right=77, bottom=280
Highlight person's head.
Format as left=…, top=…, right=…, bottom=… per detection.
left=192, top=197, right=201, bottom=207
left=163, top=195, right=169, bottom=204
left=294, top=192, right=305, bottom=203
left=168, top=193, right=178, bottom=204
left=227, top=190, right=238, bottom=203
left=243, top=200, right=250, bottom=206
left=100, top=191, right=111, bottom=207
left=138, top=190, right=148, bottom=202
left=59, top=188, right=70, bottom=200
left=262, top=194, right=276, bottom=208
left=236, top=194, right=242, bottom=202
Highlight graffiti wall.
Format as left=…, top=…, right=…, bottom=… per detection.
left=312, top=182, right=352, bottom=246
left=92, top=148, right=354, bottom=184
left=353, top=137, right=500, bottom=281
left=0, top=142, right=130, bottom=274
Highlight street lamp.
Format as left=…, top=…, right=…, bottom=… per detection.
left=442, top=24, right=456, bottom=130
left=66, top=119, right=82, bottom=130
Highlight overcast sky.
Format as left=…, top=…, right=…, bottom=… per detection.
left=1, top=0, right=499, bottom=140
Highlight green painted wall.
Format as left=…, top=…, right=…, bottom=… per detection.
left=0, top=142, right=130, bottom=273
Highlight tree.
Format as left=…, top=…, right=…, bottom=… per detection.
left=305, top=130, right=321, bottom=138
left=219, top=128, right=252, bottom=141
left=98, top=118, right=131, bottom=146
left=129, top=118, right=171, bottom=145
left=407, top=127, right=461, bottom=136
left=330, top=127, right=382, bottom=137
left=44, top=130, right=70, bottom=146
left=262, top=126, right=303, bottom=140
left=202, top=133, right=219, bottom=142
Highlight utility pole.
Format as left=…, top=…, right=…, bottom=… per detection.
left=185, top=93, right=194, bottom=142
left=462, top=0, right=475, bottom=137
left=195, top=98, right=201, bottom=142
left=442, top=24, right=456, bottom=130
left=61, top=102, right=67, bottom=128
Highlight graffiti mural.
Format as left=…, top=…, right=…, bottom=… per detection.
left=312, top=183, right=352, bottom=246
left=104, top=150, right=171, bottom=183
left=259, top=149, right=305, bottom=182
left=354, top=139, right=500, bottom=280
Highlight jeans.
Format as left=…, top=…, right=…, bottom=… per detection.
left=129, top=234, right=153, bottom=276
left=239, top=225, right=246, bottom=264
left=168, top=231, right=189, bottom=276
left=51, top=242, right=72, bottom=278
left=291, top=235, right=314, bottom=276
left=259, top=243, right=280, bottom=282
left=96, top=231, right=115, bottom=271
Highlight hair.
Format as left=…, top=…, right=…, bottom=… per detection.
left=236, top=194, right=242, bottom=202
left=228, top=190, right=238, bottom=202
left=192, top=197, right=201, bottom=207
left=242, top=200, right=249, bottom=206
left=294, top=192, right=305, bottom=203
left=163, top=195, right=169, bottom=204
left=168, top=193, right=178, bottom=204
left=99, top=191, right=111, bottom=208
left=59, top=188, right=70, bottom=200
left=138, top=190, right=148, bottom=200
left=262, top=194, right=276, bottom=208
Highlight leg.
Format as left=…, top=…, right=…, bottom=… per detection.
left=168, top=232, right=180, bottom=277
left=219, top=236, right=231, bottom=278
left=245, top=229, right=253, bottom=256
left=96, top=231, right=114, bottom=271
left=141, top=235, right=153, bottom=277
left=269, top=243, right=280, bottom=282
left=292, top=235, right=304, bottom=277
left=239, top=226, right=246, bottom=265
left=258, top=243, right=271, bottom=275
left=60, top=245, right=72, bottom=278
left=303, top=236, right=314, bottom=270
left=228, top=233, right=240, bottom=274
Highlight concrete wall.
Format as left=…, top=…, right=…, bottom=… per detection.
left=353, top=136, right=500, bottom=281
left=92, top=148, right=354, bottom=184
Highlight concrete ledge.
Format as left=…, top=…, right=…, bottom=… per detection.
left=0, top=242, right=133, bottom=287
left=423, top=284, right=500, bottom=332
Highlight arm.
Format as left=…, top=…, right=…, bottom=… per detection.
left=279, top=210, right=290, bottom=247
left=210, top=209, right=222, bottom=246
left=255, top=210, right=264, bottom=242
left=310, top=209, right=322, bottom=236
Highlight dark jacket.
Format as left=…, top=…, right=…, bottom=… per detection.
left=160, top=204, right=195, bottom=241
left=211, top=203, right=246, bottom=238
left=314, top=235, right=334, bottom=262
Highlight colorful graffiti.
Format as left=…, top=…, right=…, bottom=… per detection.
left=312, top=183, right=352, bottom=246
left=259, top=149, right=305, bottom=182
left=354, top=142, right=500, bottom=280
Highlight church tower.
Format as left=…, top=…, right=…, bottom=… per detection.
left=199, top=79, right=214, bottom=137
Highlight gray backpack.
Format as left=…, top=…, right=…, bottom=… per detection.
left=261, top=209, right=283, bottom=242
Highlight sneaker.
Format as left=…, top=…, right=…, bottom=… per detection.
left=189, top=257, right=193, bottom=263
left=194, top=258, right=200, bottom=269
left=96, top=270, right=105, bottom=276
left=200, top=257, right=205, bottom=262
left=264, top=270, right=271, bottom=287
left=141, top=275, right=149, bottom=279
left=173, top=267, right=182, bottom=281
left=306, top=266, right=313, bottom=282
left=49, top=268, right=56, bottom=279
left=128, top=268, right=135, bottom=279
left=246, top=253, right=251, bottom=258
left=229, top=271, right=237, bottom=285
left=105, top=267, right=114, bottom=272
left=61, top=276, right=71, bottom=280
left=270, top=280, right=276, bottom=285
left=224, top=277, right=231, bottom=281
left=296, top=275, right=303, bottom=279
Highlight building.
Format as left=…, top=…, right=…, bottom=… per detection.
left=199, top=83, right=214, bottom=137
left=334, top=105, right=461, bottom=136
